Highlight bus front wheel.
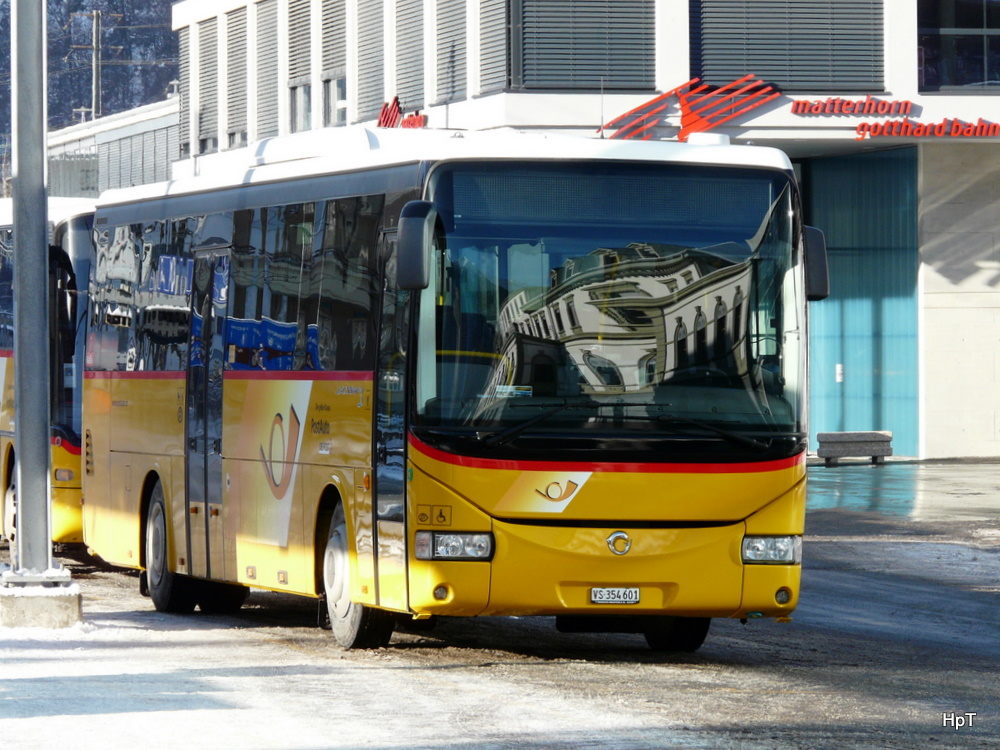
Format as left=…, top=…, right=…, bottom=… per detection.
left=322, top=503, right=394, bottom=649
left=644, top=616, right=711, bottom=653
left=145, top=480, right=197, bottom=613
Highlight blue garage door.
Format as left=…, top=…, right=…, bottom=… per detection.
left=802, top=148, right=918, bottom=456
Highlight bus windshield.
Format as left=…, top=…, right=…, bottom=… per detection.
left=412, top=160, right=805, bottom=460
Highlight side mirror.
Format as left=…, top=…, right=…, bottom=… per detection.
left=804, top=226, right=829, bottom=302
left=397, top=200, right=436, bottom=290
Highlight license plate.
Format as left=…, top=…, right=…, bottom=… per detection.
left=590, top=587, right=640, bottom=605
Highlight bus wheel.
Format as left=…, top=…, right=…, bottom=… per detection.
left=322, top=503, right=394, bottom=649
left=145, top=480, right=197, bottom=614
left=644, top=616, right=711, bottom=653
left=197, top=580, right=250, bottom=614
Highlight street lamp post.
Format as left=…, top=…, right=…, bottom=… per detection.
left=0, top=0, right=81, bottom=627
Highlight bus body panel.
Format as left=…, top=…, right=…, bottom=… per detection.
left=349, top=466, right=377, bottom=606
left=1, top=362, right=86, bottom=546
left=50, top=482, right=83, bottom=545
left=488, top=522, right=745, bottom=617
left=407, top=466, right=803, bottom=619
left=221, top=373, right=375, bottom=595
left=81, top=372, right=112, bottom=556
left=407, top=437, right=806, bottom=524
left=107, top=374, right=186, bottom=457
left=83, top=372, right=183, bottom=567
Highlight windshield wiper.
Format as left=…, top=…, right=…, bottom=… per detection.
left=655, top=416, right=771, bottom=452
left=476, top=402, right=598, bottom=448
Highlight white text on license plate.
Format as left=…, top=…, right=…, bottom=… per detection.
left=590, top=587, right=640, bottom=605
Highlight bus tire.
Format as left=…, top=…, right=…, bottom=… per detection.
left=197, top=580, right=250, bottom=614
left=644, top=616, right=711, bottom=653
left=145, top=480, right=197, bottom=614
left=322, top=502, right=394, bottom=649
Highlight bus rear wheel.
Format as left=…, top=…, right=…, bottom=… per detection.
left=644, top=616, right=711, bottom=653
left=322, top=503, right=394, bottom=649
left=145, top=480, right=197, bottom=613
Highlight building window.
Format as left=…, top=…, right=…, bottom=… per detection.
left=290, top=84, right=312, bottom=133
left=197, top=17, right=219, bottom=155
left=513, top=0, right=654, bottom=90
left=198, top=134, right=219, bottom=155
left=919, top=1, right=1000, bottom=90
left=690, top=0, right=884, bottom=93
left=227, top=8, right=248, bottom=150
left=323, top=76, right=348, bottom=126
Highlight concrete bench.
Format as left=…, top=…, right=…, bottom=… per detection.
left=816, top=431, right=893, bottom=467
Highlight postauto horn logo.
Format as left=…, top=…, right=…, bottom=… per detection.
left=599, top=74, right=779, bottom=142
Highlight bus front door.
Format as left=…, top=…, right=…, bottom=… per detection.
left=375, top=233, right=408, bottom=611
left=186, top=249, right=229, bottom=581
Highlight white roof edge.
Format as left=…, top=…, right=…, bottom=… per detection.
left=0, top=197, right=97, bottom=227
left=98, top=127, right=794, bottom=209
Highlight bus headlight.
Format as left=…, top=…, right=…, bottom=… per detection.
left=742, top=535, right=802, bottom=564
left=415, top=531, right=493, bottom=561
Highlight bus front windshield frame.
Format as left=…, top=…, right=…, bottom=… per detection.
left=411, top=160, right=806, bottom=462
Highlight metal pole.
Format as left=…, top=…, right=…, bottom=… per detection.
left=91, top=10, right=102, bottom=119
left=10, top=0, right=53, bottom=575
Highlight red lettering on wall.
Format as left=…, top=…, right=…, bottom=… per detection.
left=855, top=118, right=1000, bottom=140
left=791, top=95, right=913, bottom=117
left=401, top=113, right=427, bottom=129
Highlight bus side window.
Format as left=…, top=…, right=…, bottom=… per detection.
left=228, top=209, right=264, bottom=369
left=260, top=206, right=295, bottom=370
left=133, top=219, right=187, bottom=372
left=312, top=196, right=382, bottom=372
left=285, top=203, right=315, bottom=371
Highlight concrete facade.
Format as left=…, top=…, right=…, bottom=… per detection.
left=920, top=143, right=1000, bottom=458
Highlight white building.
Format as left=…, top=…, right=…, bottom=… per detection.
left=47, top=97, right=179, bottom=197
left=154, top=0, right=1000, bottom=459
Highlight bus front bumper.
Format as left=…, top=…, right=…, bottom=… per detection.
left=408, top=520, right=800, bottom=620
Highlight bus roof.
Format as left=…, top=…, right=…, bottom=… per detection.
left=96, top=127, right=794, bottom=210
left=0, top=197, right=96, bottom=228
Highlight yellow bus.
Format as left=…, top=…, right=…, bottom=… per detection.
left=0, top=198, right=95, bottom=556
left=82, top=127, right=827, bottom=651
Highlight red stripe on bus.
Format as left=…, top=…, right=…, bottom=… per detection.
left=84, top=369, right=373, bottom=381
left=84, top=370, right=184, bottom=380
left=52, top=438, right=81, bottom=456
left=224, top=370, right=374, bottom=381
left=408, top=434, right=804, bottom=474
left=0, top=349, right=12, bottom=358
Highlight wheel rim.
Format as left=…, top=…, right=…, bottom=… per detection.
left=147, top=502, right=166, bottom=589
left=324, top=517, right=351, bottom=620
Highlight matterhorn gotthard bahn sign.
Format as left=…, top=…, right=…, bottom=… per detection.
left=599, top=74, right=1000, bottom=142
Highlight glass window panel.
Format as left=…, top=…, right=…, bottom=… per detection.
left=988, top=0, right=1000, bottom=27
left=920, top=33, right=989, bottom=87
left=921, top=0, right=989, bottom=28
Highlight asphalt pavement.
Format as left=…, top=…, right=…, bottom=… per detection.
left=0, top=458, right=997, bottom=750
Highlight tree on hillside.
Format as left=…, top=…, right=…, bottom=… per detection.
left=0, top=0, right=177, bottom=186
